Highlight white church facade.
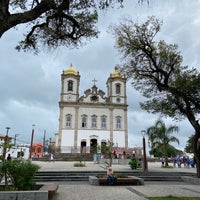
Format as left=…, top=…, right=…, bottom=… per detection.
left=55, top=65, right=128, bottom=153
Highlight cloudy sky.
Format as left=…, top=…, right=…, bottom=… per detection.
left=0, top=0, right=199, bottom=153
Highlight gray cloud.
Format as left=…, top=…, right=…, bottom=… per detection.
left=0, top=0, right=199, bottom=151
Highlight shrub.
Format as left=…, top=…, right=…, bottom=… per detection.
left=129, top=158, right=138, bottom=169
left=74, top=162, right=86, bottom=167
left=0, top=160, right=40, bottom=190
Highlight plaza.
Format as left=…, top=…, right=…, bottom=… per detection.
left=33, top=161, right=200, bottom=200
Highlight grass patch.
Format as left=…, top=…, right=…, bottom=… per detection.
left=161, top=165, right=173, bottom=168
left=148, top=196, right=200, bottom=200
left=73, top=162, right=86, bottom=167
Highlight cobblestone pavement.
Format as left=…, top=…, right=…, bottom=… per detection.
left=33, top=161, right=200, bottom=200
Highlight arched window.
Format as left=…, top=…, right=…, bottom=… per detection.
left=101, top=115, right=107, bottom=128
left=91, top=115, right=97, bottom=128
left=116, top=83, right=121, bottom=94
left=116, top=116, right=121, bottom=129
left=82, top=115, right=87, bottom=128
left=66, top=115, right=72, bottom=127
left=68, top=80, right=73, bottom=91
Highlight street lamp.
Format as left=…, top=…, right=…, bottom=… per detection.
left=3, top=127, right=11, bottom=161
left=29, top=124, right=36, bottom=160
left=141, top=130, right=148, bottom=172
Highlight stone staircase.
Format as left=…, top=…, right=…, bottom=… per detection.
left=33, top=171, right=196, bottom=183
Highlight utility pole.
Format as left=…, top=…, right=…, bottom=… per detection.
left=14, top=134, right=19, bottom=146
left=141, top=130, right=148, bottom=172
left=43, top=130, right=46, bottom=156
left=29, top=124, right=35, bottom=160
left=3, top=127, right=11, bottom=161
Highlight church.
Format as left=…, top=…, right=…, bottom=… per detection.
left=55, top=65, right=128, bottom=154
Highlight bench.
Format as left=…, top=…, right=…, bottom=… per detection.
left=39, top=183, right=59, bottom=197
left=98, top=177, right=142, bottom=186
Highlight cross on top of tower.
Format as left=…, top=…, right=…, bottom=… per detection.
left=92, top=78, right=97, bottom=86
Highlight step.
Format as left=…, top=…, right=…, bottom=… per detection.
left=33, top=171, right=195, bottom=183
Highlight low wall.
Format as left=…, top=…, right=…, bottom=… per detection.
left=181, top=176, right=200, bottom=185
left=0, top=190, right=48, bottom=200
left=89, top=176, right=144, bottom=186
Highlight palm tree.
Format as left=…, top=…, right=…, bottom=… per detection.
left=147, top=119, right=179, bottom=167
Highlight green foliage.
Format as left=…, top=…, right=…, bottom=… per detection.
left=129, top=158, right=138, bottom=169
left=101, top=140, right=114, bottom=167
left=114, top=173, right=128, bottom=178
left=146, top=119, right=179, bottom=166
left=111, top=16, right=200, bottom=177
left=0, top=141, right=13, bottom=162
left=184, top=135, right=194, bottom=153
left=151, top=144, right=182, bottom=158
left=97, top=173, right=127, bottom=178
left=74, top=161, right=86, bottom=167
left=0, top=160, right=40, bottom=190
left=90, top=144, right=98, bottom=154
left=0, top=0, right=129, bottom=53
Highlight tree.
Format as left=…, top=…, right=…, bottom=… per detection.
left=151, top=144, right=182, bottom=158
left=0, top=0, right=148, bottom=54
left=184, top=134, right=200, bottom=153
left=111, top=16, right=200, bottom=177
left=101, top=140, right=114, bottom=167
left=146, top=119, right=179, bottom=166
left=184, top=135, right=196, bottom=154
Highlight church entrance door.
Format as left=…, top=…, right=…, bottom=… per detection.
left=90, top=139, right=97, bottom=154
left=81, top=141, right=86, bottom=153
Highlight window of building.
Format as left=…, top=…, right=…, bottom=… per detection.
left=91, top=115, right=97, bottom=128
left=82, top=115, right=87, bottom=128
left=101, top=115, right=107, bottom=128
left=66, top=115, right=72, bottom=127
left=68, top=80, right=73, bottom=91
left=116, top=83, right=121, bottom=94
left=116, top=116, right=121, bottom=129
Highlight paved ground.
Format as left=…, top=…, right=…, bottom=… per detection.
left=33, top=161, right=200, bottom=200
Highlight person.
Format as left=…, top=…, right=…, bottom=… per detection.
left=107, top=167, right=116, bottom=185
left=7, top=154, right=11, bottom=161
left=50, top=153, right=54, bottom=161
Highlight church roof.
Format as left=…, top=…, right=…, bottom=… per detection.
left=110, top=67, right=122, bottom=78
left=64, top=64, right=78, bottom=75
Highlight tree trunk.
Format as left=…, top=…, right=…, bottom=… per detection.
left=193, top=133, right=200, bottom=177
left=164, top=144, right=168, bottom=167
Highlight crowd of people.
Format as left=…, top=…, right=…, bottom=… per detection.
left=161, top=155, right=196, bottom=168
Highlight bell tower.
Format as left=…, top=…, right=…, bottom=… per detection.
left=60, top=64, right=80, bottom=102
left=57, top=64, right=80, bottom=148
left=106, top=67, right=127, bottom=105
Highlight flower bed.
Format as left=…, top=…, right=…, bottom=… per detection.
left=89, top=176, right=144, bottom=186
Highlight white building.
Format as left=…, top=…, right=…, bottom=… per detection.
left=55, top=65, right=128, bottom=153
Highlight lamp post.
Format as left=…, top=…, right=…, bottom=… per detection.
left=29, top=124, right=35, bottom=160
left=14, top=134, right=20, bottom=146
left=3, top=127, right=11, bottom=161
left=141, top=130, right=148, bottom=172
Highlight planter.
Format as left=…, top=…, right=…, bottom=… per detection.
left=0, top=183, right=58, bottom=200
left=0, top=190, right=48, bottom=200
left=89, top=176, right=144, bottom=186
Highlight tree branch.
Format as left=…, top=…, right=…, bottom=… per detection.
left=0, top=0, right=56, bottom=38
left=0, top=0, right=9, bottom=19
